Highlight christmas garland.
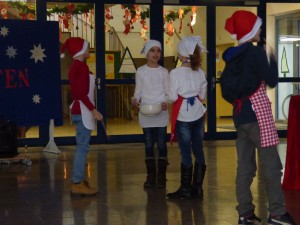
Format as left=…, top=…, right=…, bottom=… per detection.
left=2, top=1, right=35, bottom=16
left=0, top=2, right=94, bottom=18
left=164, top=7, right=191, bottom=22
left=47, top=4, right=94, bottom=17
left=2, top=2, right=192, bottom=23
left=122, top=4, right=192, bottom=22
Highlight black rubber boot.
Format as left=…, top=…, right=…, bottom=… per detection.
left=144, top=159, right=156, bottom=188
left=156, top=158, right=168, bottom=188
left=191, top=163, right=206, bottom=198
left=167, top=164, right=193, bottom=199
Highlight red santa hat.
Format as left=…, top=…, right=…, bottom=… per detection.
left=60, top=37, right=89, bottom=59
left=225, top=10, right=262, bottom=44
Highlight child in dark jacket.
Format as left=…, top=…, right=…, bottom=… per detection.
left=221, top=10, right=296, bottom=225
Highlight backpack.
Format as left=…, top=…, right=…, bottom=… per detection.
left=219, top=52, right=247, bottom=104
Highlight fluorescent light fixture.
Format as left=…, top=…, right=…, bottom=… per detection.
left=279, top=36, right=300, bottom=42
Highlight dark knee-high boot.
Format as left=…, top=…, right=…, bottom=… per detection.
left=156, top=158, right=168, bottom=188
left=191, top=162, right=206, bottom=198
left=144, top=158, right=156, bottom=188
left=167, top=164, right=193, bottom=199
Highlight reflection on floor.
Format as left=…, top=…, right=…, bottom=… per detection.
left=23, top=117, right=288, bottom=138
left=0, top=140, right=299, bottom=225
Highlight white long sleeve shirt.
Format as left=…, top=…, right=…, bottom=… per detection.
left=168, top=66, right=207, bottom=122
left=133, top=64, right=169, bottom=128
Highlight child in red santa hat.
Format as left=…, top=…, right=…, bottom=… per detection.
left=221, top=10, right=296, bottom=225
left=61, top=37, right=103, bottom=196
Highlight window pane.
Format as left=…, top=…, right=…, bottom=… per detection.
left=267, top=3, right=300, bottom=127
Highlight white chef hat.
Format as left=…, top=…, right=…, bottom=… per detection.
left=140, top=40, right=162, bottom=56
left=177, top=36, right=207, bottom=58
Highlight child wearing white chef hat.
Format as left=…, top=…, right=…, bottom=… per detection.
left=167, top=36, right=208, bottom=200
left=131, top=40, right=170, bottom=189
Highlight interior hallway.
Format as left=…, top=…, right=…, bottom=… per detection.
left=0, top=140, right=299, bottom=225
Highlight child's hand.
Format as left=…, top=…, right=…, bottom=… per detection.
left=161, top=102, right=168, bottom=111
left=92, top=109, right=103, bottom=121
left=131, top=97, right=139, bottom=107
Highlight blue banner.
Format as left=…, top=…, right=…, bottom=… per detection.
left=0, top=20, right=62, bottom=126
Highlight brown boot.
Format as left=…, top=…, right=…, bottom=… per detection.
left=71, top=181, right=98, bottom=196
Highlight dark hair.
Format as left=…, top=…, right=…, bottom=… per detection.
left=190, top=45, right=202, bottom=71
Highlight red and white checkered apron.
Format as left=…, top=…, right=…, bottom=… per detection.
left=249, top=82, right=279, bottom=148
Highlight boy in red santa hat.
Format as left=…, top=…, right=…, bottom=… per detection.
left=221, top=10, right=296, bottom=225
left=61, top=37, right=103, bottom=196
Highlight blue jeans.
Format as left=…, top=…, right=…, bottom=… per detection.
left=176, top=117, right=205, bottom=167
left=142, top=127, right=167, bottom=159
left=71, top=115, right=92, bottom=183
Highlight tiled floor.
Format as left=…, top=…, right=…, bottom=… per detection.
left=0, top=140, right=299, bottom=225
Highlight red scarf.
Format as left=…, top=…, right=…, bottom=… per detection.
left=170, top=95, right=202, bottom=144
left=170, top=96, right=184, bottom=145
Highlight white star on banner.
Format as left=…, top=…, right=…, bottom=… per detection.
left=32, top=94, right=41, bottom=104
left=0, top=26, right=9, bottom=37
left=6, top=46, right=17, bottom=59
left=30, top=44, right=46, bottom=63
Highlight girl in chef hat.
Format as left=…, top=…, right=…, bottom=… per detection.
left=167, top=36, right=208, bottom=199
left=131, top=40, right=170, bottom=189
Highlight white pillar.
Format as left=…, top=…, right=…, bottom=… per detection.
left=43, top=119, right=61, bottom=154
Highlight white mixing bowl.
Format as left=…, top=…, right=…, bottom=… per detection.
left=139, top=104, right=162, bottom=116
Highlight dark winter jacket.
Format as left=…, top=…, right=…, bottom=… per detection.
left=222, top=42, right=278, bottom=128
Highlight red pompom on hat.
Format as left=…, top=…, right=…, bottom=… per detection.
left=60, top=37, right=89, bottom=59
left=225, top=10, right=262, bottom=44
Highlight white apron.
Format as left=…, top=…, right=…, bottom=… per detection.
left=71, top=74, right=96, bottom=130
left=249, top=82, right=279, bottom=148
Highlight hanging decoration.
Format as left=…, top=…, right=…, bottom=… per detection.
left=0, top=1, right=35, bottom=20
left=0, top=2, right=94, bottom=20
left=117, top=5, right=196, bottom=41
left=2, top=2, right=198, bottom=39
left=120, top=4, right=149, bottom=40
left=47, top=4, right=94, bottom=40
left=122, top=6, right=132, bottom=35
left=105, top=8, right=113, bottom=32
left=163, top=6, right=193, bottom=37
left=0, top=2, right=8, bottom=19
left=165, top=21, right=175, bottom=47
left=178, top=8, right=184, bottom=33
left=140, top=19, right=148, bottom=41
left=187, top=6, right=198, bottom=34
left=58, top=4, right=73, bottom=31
left=163, top=6, right=195, bottom=46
